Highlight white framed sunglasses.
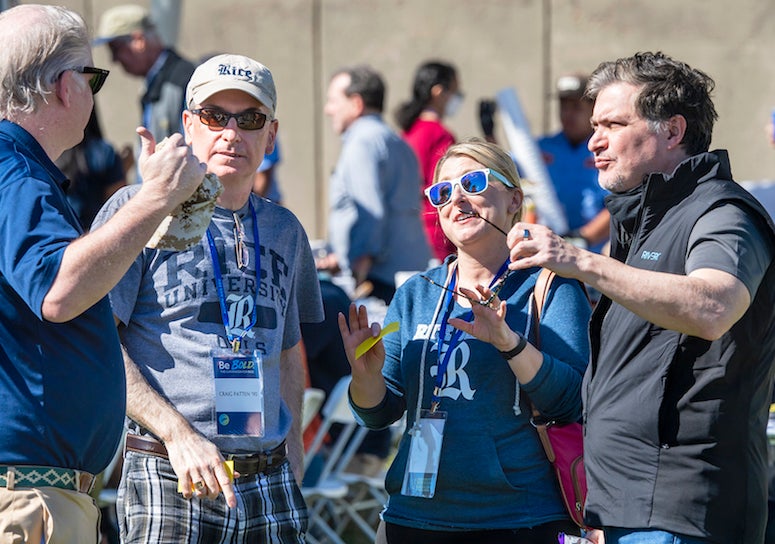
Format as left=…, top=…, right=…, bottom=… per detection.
left=424, top=168, right=515, bottom=208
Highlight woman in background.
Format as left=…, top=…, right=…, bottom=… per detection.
left=396, top=61, right=461, bottom=262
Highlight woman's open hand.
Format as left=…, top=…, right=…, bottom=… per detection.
left=448, top=285, right=519, bottom=352
left=338, top=303, right=388, bottom=408
left=338, top=303, right=386, bottom=378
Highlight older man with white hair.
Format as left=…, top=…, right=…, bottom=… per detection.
left=0, top=5, right=204, bottom=543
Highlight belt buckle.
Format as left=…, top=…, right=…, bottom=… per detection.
left=5, top=466, right=16, bottom=490
left=227, top=442, right=286, bottom=477
left=229, top=453, right=268, bottom=477
left=75, top=470, right=95, bottom=494
left=257, top=456, right=269, bottom=473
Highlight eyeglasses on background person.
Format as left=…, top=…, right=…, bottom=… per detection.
left=190, top=107, right=270, bottom=131
left=424, top=168, right=515, bottom=208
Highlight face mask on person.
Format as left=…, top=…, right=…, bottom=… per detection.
left=444, top=92, right=464, bottom=118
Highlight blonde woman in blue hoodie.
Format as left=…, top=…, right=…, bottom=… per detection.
left=340, top=139, right=591, bottom=543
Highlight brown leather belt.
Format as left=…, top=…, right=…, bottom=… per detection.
left=124, top=433, right=287, bottom=477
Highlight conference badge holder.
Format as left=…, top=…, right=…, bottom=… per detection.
left=401, top=409, right=447, bottom=498
left=211, top=348, right=265, bottom=437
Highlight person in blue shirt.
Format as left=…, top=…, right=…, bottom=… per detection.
left=478, top=74, right=609, bottom=253
left=0, top=5, right=204, bottom=543
left=538, top=73, right=609, bottom=252
left=252, top=139, right=284, bottom=203
left=339, top=138, right=591, bottom=543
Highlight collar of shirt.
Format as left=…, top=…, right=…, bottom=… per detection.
left=145, top=49, right=171, bottom=89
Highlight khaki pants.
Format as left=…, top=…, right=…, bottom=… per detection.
left=0, top=487, right=99, bottom=544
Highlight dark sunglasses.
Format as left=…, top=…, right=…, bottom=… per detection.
left=191, top=107, right=270, bottom=131
left=74, top=67, right=110, bottom=95
left=424, top=168, right=515, bottom=208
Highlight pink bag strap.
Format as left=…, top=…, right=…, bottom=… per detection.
left=530, top=268, right=557, bottom=462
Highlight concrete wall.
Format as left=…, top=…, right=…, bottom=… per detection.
left=34, top=0, right=775, bottom=238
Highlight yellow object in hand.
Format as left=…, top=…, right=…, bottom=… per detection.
left=355, top=321, right=399, bottom=359
left=177, top=460, right=234, bottom=493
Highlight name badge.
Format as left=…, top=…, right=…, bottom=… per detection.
left=401, top=410, right=447, bottom=498
left=212, top=349, right=265, bottom=436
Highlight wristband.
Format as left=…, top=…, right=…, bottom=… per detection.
left=498, top=333, right=528, bottom=360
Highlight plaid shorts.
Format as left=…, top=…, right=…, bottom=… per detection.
left=117, top=451, right=308, bottom=544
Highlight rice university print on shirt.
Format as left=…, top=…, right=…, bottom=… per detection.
left=414, top=323, right=477, bottom=401
left=160, top=236, right=290, bottom=353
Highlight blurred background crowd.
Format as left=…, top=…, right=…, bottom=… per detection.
left=9, top=0, right=775, bottom=240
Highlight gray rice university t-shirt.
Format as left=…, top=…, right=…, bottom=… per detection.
left=93, top=187, right=323, bottom=453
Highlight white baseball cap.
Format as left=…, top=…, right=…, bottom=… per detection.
left=556, top=73, right=590, bottom=100
left=93, top=5, right=153, bottom=46
left=186, top=54, right=276, bottom=116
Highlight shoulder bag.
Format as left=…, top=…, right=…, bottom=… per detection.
left=530, top=268, right=588, bottom=529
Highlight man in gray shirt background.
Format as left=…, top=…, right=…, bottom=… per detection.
left=324, top=64, right=431, bottom=303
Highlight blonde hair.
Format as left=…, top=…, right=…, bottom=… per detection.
left=433, top=137, right=524, bottom=224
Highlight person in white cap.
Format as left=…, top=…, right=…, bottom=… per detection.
left=94, top=4, right=195, bottom=144
left=0, top=5, right=204, bottom=543
left=93, top=54, right=323, bottom=543
left=538, top=73, right=610, bottom=252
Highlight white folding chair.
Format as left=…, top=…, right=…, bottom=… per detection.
left=336, top=415, right=406, bottom=533
left=302, top=376, right=379, bottom=543
left=302, top=387, right=326, bottom=433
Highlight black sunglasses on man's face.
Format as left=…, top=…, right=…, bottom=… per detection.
left=59, top=66, right=110, bottom=95
left=75, top=67, right=110, bottom=94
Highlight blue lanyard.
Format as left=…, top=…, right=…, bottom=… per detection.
left=430, top=258, right=511, bottom=411
left=205, top=199, right=261, bottom=352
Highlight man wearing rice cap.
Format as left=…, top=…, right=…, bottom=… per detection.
left=93, top=54, right=323, bottom=543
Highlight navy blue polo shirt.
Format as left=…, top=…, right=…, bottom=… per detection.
left=0, top=120, right=125, bottom=474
